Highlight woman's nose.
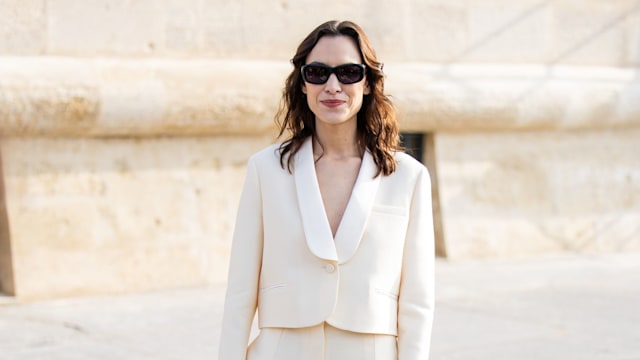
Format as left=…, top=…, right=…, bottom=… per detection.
left=324, top=73, right=342, bottom=93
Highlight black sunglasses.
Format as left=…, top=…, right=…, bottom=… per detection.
left=301, top=63, right=366, bottom=85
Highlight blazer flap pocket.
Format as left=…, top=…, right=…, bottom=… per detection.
left=375, top=288, right=399, bottom=301
left=260, top=283, right=288, bottom=293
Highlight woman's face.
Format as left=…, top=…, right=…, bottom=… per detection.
left=302, top=35, right=370, bottom=130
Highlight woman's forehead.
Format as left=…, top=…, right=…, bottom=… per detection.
left=306, top=35, right=362, bottom=65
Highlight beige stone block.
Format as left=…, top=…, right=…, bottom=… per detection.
left=197, top=0, right=379, bottom=59
left=47, top=0, right=165, bottom=55
left=2, top=0, right=637, bottom=64
left=12, top=240, right=230, bottom=299
left=435, top=129, right=640, bottom=259
left=355, top=0, right=412, bottom=61
left=385, top=63, right=640, bottom=132
left=283, top=0, right=411, bottom=60
left=550, top=0, right=632, bottom=66
left=0, top=0, right=46, bottom=55
left=181, top=0, right=468, bottom=61
left=156, top=60, right=285, bottom=135
left=0, top=58, right=289, bottom=137
left=405, top=2, right=468, bottom=62
left=626, top=9, right=640, bottom=66
left=164, top=0, right=202, bottom=52
left=3, top=58, right=639, bottom=138
left=442, top=218, right=560, bottom=258
left=2, top=135, right=272, bottom=299
left=0, top=57, right=100, bottom=136
left=464, top=0, right=552, bottom=63
left=199, top=1, right=247, bottom=57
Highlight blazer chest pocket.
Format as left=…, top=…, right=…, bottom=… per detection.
left=366, top=205, right=409, bottom=248
left=371, top=204, right=406, bottom=217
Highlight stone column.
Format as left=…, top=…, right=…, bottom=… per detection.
left=0, top=145, right=15, bottom=295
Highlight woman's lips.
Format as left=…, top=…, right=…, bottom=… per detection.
left=320, top=100, right=345, bottom=108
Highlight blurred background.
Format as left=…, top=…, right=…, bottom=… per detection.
left=0, top=0, right=639, bottom=359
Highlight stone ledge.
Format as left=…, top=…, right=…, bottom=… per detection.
left=1, top=57, right=639, bottom=137
left=387, top=63, right=640, bottom=132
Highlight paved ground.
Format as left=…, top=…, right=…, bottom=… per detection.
left=1, top=252, right=639, bottom=360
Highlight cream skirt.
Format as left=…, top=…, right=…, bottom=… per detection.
left=246, top=322, right=397, bottom=360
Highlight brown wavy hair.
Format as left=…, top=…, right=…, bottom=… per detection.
left=276, top=20, right=400, bottom=177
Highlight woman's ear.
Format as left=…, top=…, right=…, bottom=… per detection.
left=364, top=81, right=371, bottom=95
left=302, top=83, right=307, bottom=94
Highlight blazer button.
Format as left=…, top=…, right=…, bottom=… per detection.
left=324, top=263, right=336, bottom=273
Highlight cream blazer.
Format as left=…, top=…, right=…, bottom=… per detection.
left=219, top=138, right=435, bottom=360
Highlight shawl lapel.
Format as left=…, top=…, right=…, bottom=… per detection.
left=333, top=149, right=380, bottom=263
left=293, top=138, right=381, bottom=264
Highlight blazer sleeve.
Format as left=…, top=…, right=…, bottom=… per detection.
left=397, top=166, right=436, bottom=359
left=219, top=158, right=263, bottom=360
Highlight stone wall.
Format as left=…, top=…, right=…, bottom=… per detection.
left=1, top=135, right=271, bottom=298
left=436, top=129, right=640, bottom=258
left=2, top=0, right=639, bottom=66
left=1, top=0, right=639, bottom=299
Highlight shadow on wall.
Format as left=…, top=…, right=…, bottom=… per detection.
left=0, top=142, right=16, bottom=296
left=445, top=0, right=640, bottom=65
left=435, top=0, right=640, bottom=107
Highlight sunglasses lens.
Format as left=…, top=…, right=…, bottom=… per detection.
left=336, top=65, right=364, bottom=84
left=303, top=65, right=330, bottom=84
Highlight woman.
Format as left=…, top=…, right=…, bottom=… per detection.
left=219, top=20, right=435, bottom=360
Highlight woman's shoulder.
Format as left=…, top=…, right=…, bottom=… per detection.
left=388, top=151, right=431, bottom=188
left=247, top=142, right=285, bottom=167
left=393, top=151, right=428, bottom=174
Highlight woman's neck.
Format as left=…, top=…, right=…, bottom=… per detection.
left=313, top=121, right=362, bottom=160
